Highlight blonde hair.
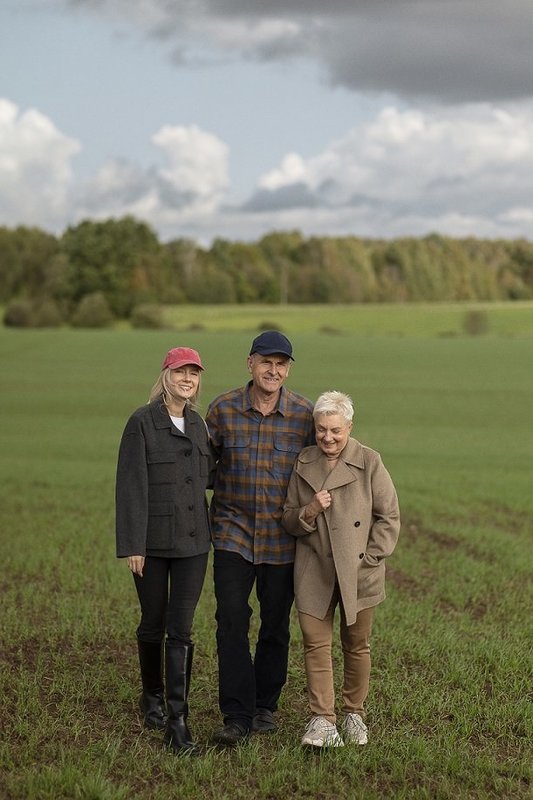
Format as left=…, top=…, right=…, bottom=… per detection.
left=313, top=390, right=354, bottom=424
left=149, top=367, right=201, bottom=410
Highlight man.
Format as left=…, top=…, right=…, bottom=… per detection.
left=206, top=331, right=314, bottom=745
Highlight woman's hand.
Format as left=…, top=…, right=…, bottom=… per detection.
left=303, top=490, right=332, bottom=523
left=127, top=555, right=145, bottom=577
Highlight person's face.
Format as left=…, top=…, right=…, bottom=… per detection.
left=247, top=353, right=291, bottom=396
left=168, top=365, right=201, bottom=402
left=315, top=413, right=352, bottom=459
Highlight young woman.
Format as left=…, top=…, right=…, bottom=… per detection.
left=116, top=347, right=215, bottom=754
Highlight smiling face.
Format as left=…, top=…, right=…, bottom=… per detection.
left=247, top=353, right=291, bottom=397
left=314, top=412, right=352, bottom=460
left=167, top=365, right=201, bottom=404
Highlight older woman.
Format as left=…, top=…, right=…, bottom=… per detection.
left=116, top=346, right=215, bottom=754
left=282, top=391, right=400, bottom=748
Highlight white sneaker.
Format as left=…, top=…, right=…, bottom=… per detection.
left=301, top=716, right=344, bottom=748
left=342, top=713, right=368, bottom=745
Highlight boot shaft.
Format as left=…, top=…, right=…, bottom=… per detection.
left=137, top=639, right=167, bottom=730
left=137, top=639, right=164, bottom=694
left=165, top=641, right=194, bottom=717
left=164, top=641, right=197, bottom=752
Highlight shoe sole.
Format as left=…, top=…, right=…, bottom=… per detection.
left=342, top=729, right=368, bottom=745
left=144, top=719, right=167, bottom=730
left=302, top=739, right=344, bottom=748
left=212, top=733, right=249, bottom=746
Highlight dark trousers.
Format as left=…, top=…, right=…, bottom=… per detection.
left=213, top=549, right=294, bottom=728
left=134, top=553, right=208, bottom=645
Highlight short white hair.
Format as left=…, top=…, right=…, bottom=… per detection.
left=313, top=391, right=354, bottom=423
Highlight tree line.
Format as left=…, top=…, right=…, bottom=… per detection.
left=1, top=216, right=532, bottom=327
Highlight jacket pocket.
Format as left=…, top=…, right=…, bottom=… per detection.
left=357, top=557, right=385, bottom=600
left=146, top=501, right=175, bottom=550
left=197, top=442, right=212, bottom=478
left=147, top=451, right=177, bottom=484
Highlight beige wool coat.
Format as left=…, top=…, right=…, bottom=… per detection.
left=282, top=438, right=400, bottom=626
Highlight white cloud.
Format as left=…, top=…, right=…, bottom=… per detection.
left=76, top=122, right=229, bottom=230
left=0, top=98, right=80, bottom=227
left=259, top=153, right=306, bottom=190
left=152, top=124, right=228, bottom=203
left=3, top=95, right=533, bottom=243
left=250, top=103, right=533, bottom=227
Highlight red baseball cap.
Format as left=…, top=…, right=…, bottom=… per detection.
left=162, top=347, right=204, bottom=371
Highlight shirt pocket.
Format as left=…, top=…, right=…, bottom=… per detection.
left=146, top=501, right=175, bottom=550
left=271, top=434, right=302, bottom=477
left=223, top=436, right=251, bottom=474
left=147, top=451, right=177, bottom=484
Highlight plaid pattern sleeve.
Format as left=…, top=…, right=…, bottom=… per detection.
left=206, top=383, right=315, bottom=565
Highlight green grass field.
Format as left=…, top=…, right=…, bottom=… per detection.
left=161, top=300, right=533, bottom=338
left=1, top=306, right=532, bottom=799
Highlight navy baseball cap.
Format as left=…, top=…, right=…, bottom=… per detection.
left=249, top=330, right=294, bottom=360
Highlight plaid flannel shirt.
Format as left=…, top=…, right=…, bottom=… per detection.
left=206, top=382, right=314, bottom=564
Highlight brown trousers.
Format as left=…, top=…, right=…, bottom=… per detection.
left=298, top=589, right=374, bottom=723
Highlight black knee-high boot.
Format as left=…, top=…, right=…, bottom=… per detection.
left=163, top=641, right=199, bottom=754
left=137, top=639, right=167, bottom=730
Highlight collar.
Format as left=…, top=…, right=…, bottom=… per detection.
left=242, top=381, right=287, bottom=416
left=150, top=399, right=197, bottom=431
left=295, top=438, right=365, bottom=492
left=298, top=438, right=366, bottom=469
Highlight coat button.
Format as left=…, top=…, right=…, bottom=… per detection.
left=184, top=450, right=192, bottom=457
left=185, top=476, right=192, bottom=483
left=354, top=521, right=361, bottom=527
left=189, top=531, right=196, bottom=537
left=359, top=553, right=364, bottom=559
left=188, top=504, right=194, bottom=510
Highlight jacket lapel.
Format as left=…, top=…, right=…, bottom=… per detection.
left=296, top=438, right=364, bottom=491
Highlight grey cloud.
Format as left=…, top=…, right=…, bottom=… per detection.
left=241, top=180, right=379, bottom=214
left=346, top=192, right=380, bottom=210
left=61, top=0, right=533, bottom=103
left=241, top=182, right=320, bottom=212
left=79, top=159, right=197, bottom=211
left=156, top=175, right=197, bottom=208
left=321, top=4, right=533, bottom=102
left=79, top=160, right=151, bottom=210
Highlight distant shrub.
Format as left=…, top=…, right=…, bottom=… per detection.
left=33, top=299, right=65, bottom=328
left=131, top=304, right=166, bottom=329
left=257, top=321, right=283, bottom=332
left=187, top=322, right=206, bottom=331
left=319, top=325, right=343, bottom=335
left=3, top=299, right=34, bottom=327
left=462, top=310, right=490, bottom=336
left=71, top=292, right=114, bottom=328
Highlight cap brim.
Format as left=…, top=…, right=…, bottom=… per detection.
left=252, top=349, right=294, bottom=360
left=166, top=360, right=204, bottom=370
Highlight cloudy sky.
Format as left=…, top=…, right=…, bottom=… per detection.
left=2, top=0, right=533, bottom=243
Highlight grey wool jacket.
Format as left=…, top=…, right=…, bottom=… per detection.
left=115, top=399, right=216, bottom=558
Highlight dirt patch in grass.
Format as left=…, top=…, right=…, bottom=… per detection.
left=404, top=517, right=460, bottom=549
left=386, top=565, right=423, bottom=596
